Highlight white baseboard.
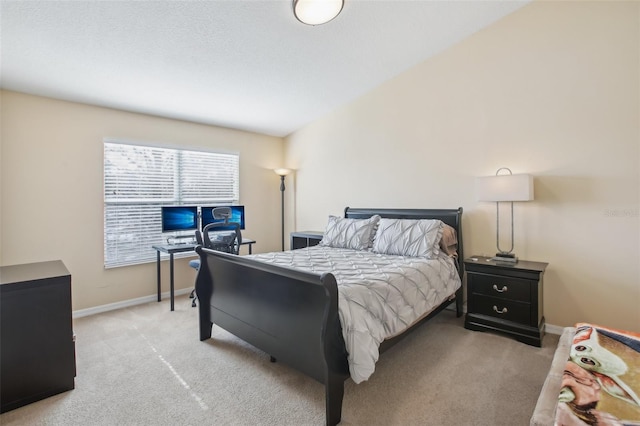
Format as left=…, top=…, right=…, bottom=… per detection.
left=72, top=288, right=193, bottom=319
left=545, top=323, right=565, bottom=335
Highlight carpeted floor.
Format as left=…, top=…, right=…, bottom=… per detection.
left=0, top=295, right=558, bottom=425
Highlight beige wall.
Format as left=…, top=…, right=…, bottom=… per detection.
left=1, top=1, right=637, bottom=329
left=285, top=1, right=640, bottom=331
left=0, top=90, right=285, bottom=310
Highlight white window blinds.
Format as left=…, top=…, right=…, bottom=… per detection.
left=104, top=141, right=239, bottom=268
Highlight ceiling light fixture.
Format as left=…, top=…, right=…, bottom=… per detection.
left=293, top=0, right=344, bottom=26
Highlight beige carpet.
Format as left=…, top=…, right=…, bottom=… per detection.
left=0, top=295, right=559, bottom=425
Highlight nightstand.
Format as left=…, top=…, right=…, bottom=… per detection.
left=290, top=231, right=323, bottom=250
left=464, top=256, right=548, bottom=347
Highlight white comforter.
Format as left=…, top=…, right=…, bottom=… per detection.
left=247, top=246, right=461, bottom=383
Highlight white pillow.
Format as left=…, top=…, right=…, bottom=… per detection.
left=372, top=218, right=444, bottom=258
left=319, top=215, right=381, bottom=250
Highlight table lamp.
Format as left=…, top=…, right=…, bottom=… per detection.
left=476, top=167, right=534, bottom=263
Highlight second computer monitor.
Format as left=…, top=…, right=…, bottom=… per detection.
left=201, top=205, right=245, bottom=230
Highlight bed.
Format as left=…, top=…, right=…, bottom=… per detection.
left=194, top=207, right=464, bottom=425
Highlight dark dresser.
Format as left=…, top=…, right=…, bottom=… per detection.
left=1, top=260, right=76, bottom=413
left=464, top=256, right=548, bottom=347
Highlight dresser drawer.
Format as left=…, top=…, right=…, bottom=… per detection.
left=470, top=294, right=531, bottom=325
left=468, top=272, right=532, bottom=303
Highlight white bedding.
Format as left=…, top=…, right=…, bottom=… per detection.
left=247, top=246, right=461, bottom=383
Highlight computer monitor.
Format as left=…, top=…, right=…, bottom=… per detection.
left=161, top=206, right=198, bottom=233
left=201, top=205, right=245, bottom=230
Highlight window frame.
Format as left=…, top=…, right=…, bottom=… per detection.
left=103, top=138, right=240, bottom=268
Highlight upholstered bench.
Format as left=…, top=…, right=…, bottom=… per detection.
left=532, top=324, right=640, bottom=425
left=530, top=327, right=575, bottom=426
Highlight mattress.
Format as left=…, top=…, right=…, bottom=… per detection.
left=248, top=246, right=462, bottom=383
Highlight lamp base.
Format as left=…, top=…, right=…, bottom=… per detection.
left=491, top=252, right=518, bottom=263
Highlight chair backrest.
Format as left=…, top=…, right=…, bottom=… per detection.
left=201, top=207, right=242, bottom=254
left=212, top=206, right=232, bottom=222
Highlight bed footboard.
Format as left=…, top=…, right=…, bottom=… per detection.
left=195, top=246, right=350, bottom=425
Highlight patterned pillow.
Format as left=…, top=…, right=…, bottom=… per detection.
left=319, top=215, right=381, bottom=250
left=372, top=218, right=444, bottom=258
left=439, top=223, right=458, bottom=258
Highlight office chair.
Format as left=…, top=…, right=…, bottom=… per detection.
left=189, top=207, right=242, bottom=307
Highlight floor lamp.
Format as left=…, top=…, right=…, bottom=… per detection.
left=274, top=168, right=292, bottom=251
left=476, top=168, right=534, bottom=263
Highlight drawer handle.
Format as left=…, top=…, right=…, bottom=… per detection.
left=493, top=305, right=508, bottom=314
left=492, top=284, right=508, bottom=293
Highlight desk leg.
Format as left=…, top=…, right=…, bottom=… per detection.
left=157, top=250, right=161, bottom=302
left=249, top=243, right=253, bottom=255
left=169, top=253, right=175, bottom=312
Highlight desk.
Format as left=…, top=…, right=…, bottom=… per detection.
left=152, top=239, right=255, bottom=311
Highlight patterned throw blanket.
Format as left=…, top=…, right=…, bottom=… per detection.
left=555, top=323, right=640, bottom=425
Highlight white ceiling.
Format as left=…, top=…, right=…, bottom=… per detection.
left=1, top=0, right=529, bottom=137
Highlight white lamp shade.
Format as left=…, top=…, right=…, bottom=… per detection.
left=274, top=168, right=292, bottom=177
left=293, top=0, right=344, bottom=25
left=476, top=174, right=534, bottom=202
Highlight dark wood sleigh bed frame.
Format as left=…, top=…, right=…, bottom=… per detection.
left=194, top=207, right=464, bottom=425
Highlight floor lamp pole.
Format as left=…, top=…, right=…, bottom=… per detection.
left=280, top=175, right=285, bottom=251
left=274, top=168, right=291, bottom=252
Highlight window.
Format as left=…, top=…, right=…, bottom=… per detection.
left=104, top=140, right=239, bottom=268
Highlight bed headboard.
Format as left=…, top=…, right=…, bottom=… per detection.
left=343, top=207, right=464, bottom=277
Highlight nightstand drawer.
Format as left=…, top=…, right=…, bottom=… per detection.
left=468, top=273, right=531, bottom=303
left=471, top=294, right=531, bottom=325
